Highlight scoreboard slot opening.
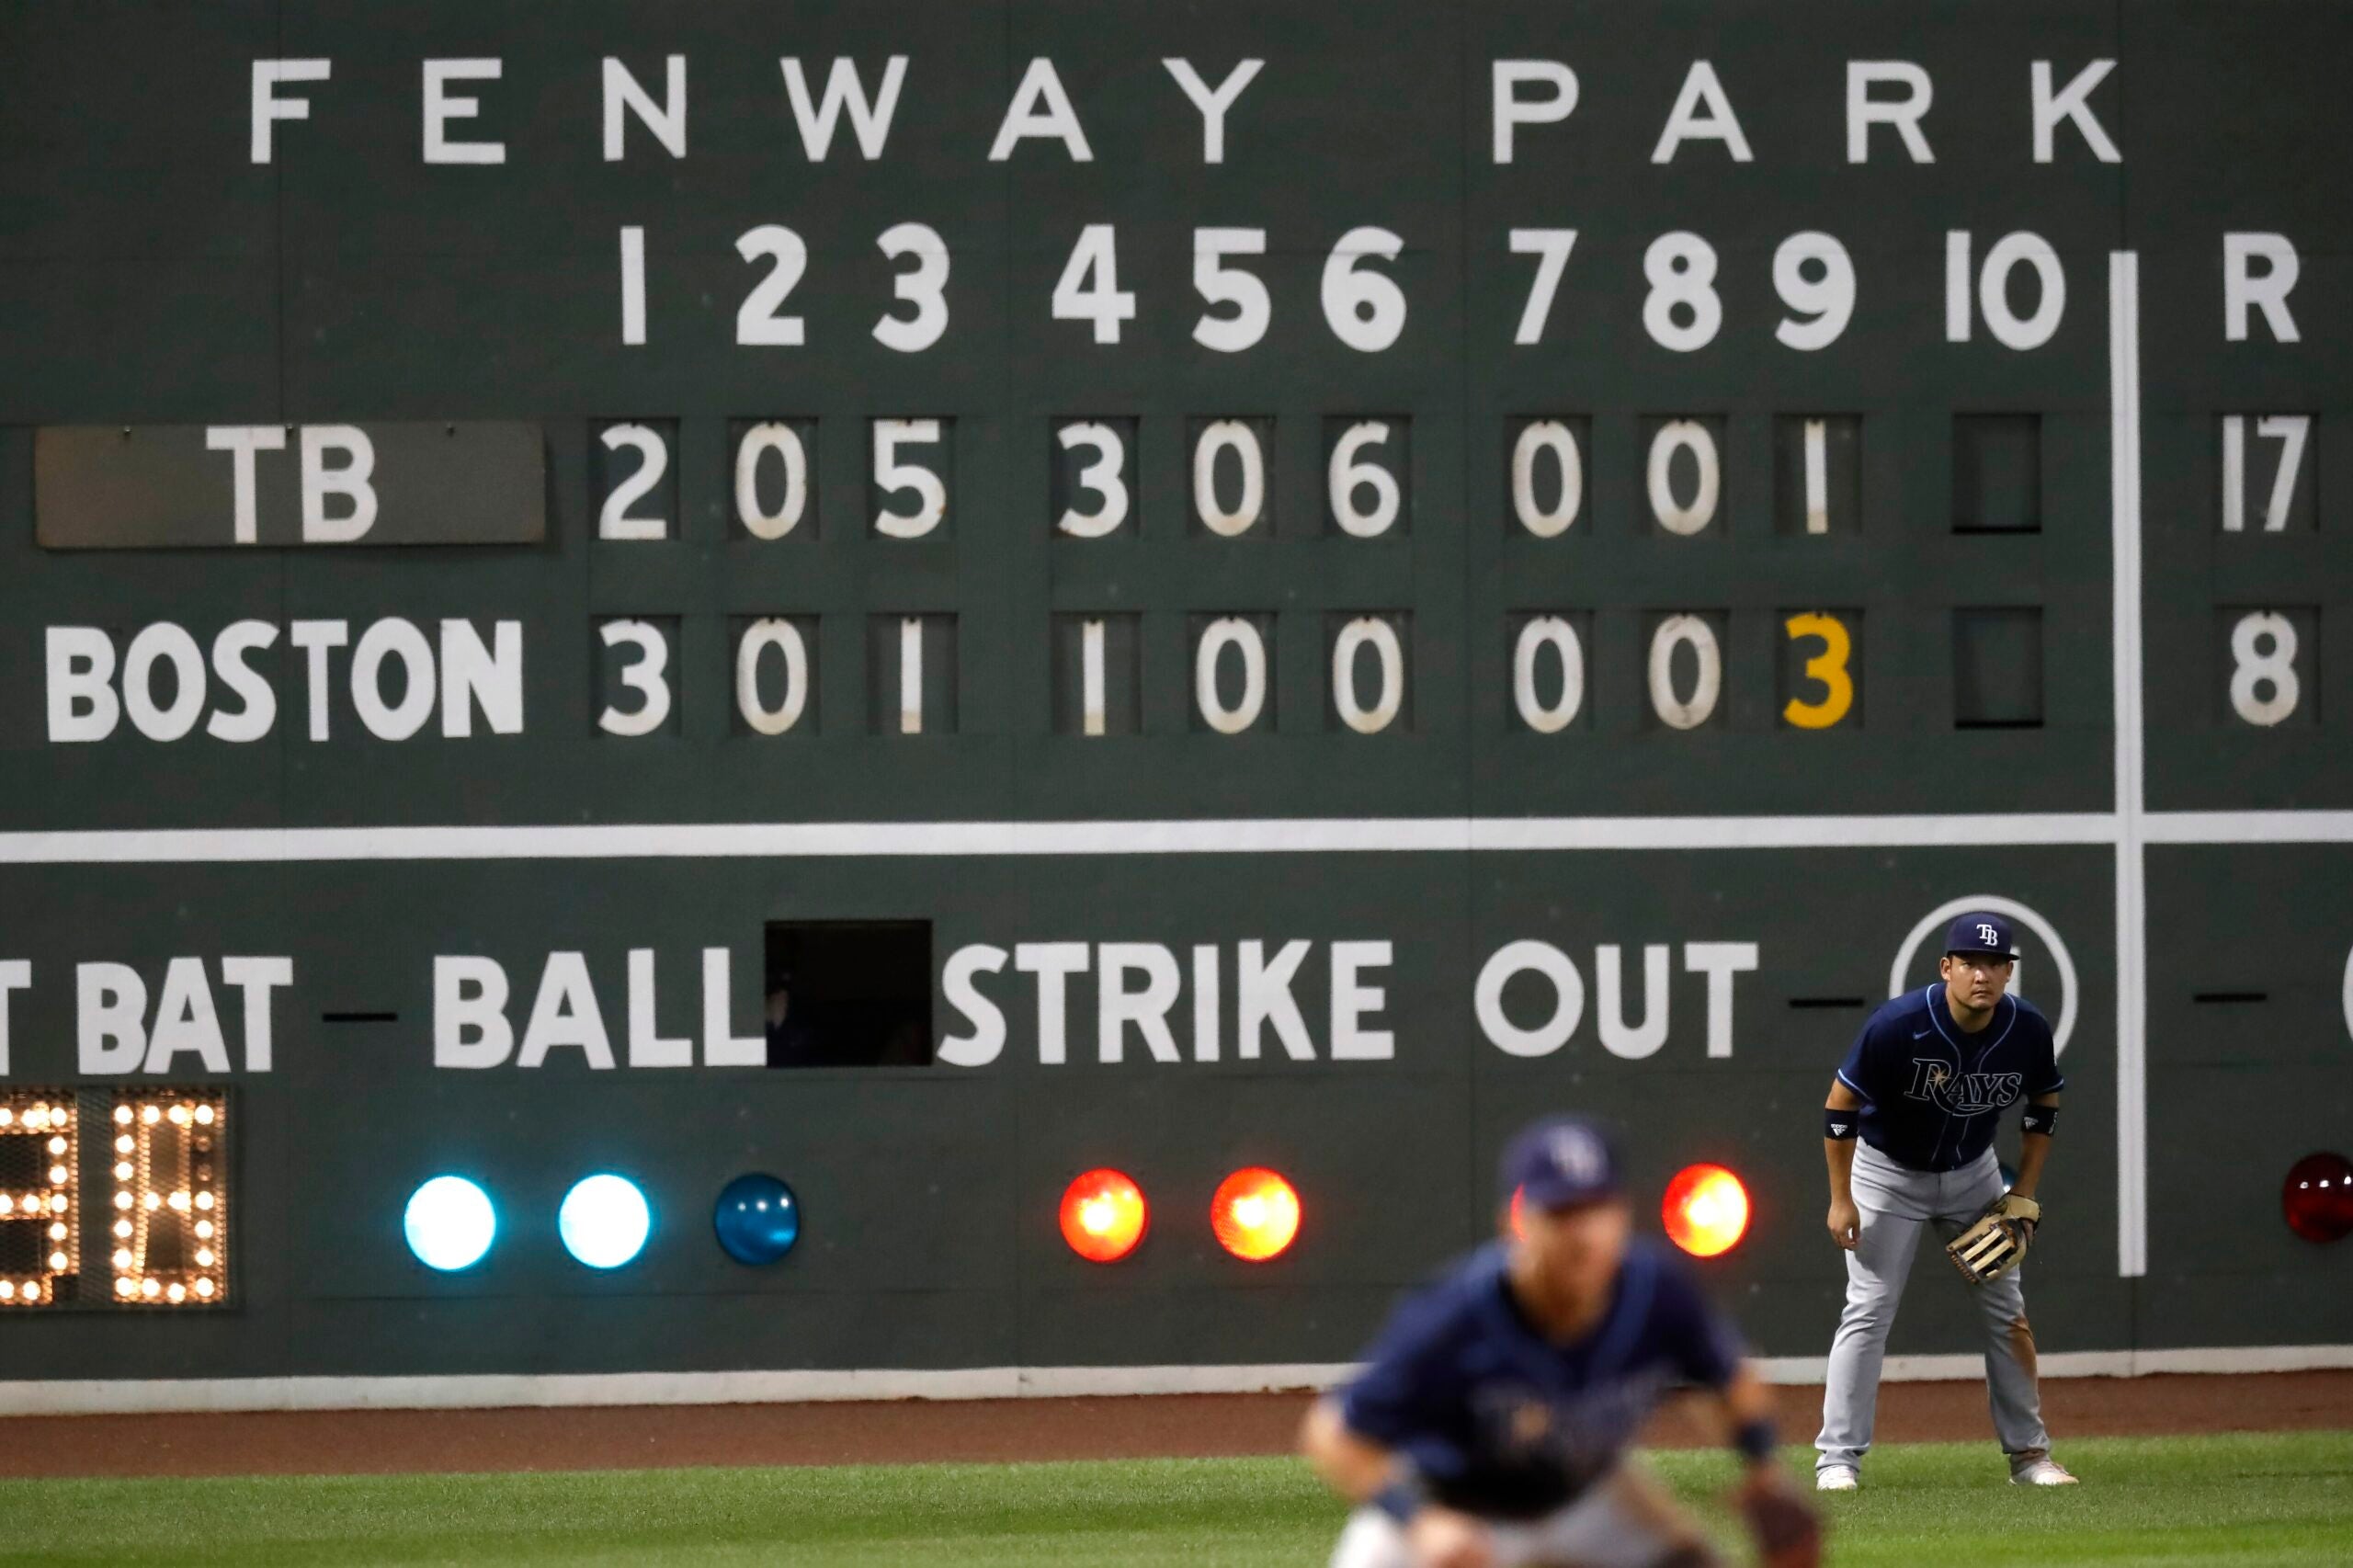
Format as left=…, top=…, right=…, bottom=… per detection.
left=1952, top=608, right=2046, bottom=729
left=763, top=920, right=933, bottom=1068
left=1951, top=415, right=2043, bottom=535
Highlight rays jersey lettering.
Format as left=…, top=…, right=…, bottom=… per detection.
left=1835, top=985, right=2064, bottom=1174
left=1337, top=1242, right=1741, bottom=1519
left=1904, top=1060, right=2025, bottom=1116
left=1468, top=1369, right=1665, bottom=1483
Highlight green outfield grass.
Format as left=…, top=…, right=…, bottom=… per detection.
left=0, top=1430, right=2345, bottom=1567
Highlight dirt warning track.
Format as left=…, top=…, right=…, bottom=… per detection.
left=0, top=1372, right=2344, bottom=1480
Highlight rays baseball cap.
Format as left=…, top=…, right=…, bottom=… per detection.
left=1502, top=1116, right=1621, bottom=1211
left=1944, top=913, right=2020, bottom=960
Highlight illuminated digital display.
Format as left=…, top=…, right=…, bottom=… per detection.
left=110, top=1091, right=227, bottom=1307
left=0, top=1094, right=77, bottom=1306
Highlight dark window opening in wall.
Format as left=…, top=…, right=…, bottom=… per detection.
left=764, top=921, right=933, bottom=1068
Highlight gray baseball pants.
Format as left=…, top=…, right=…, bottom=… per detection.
left=1815, top=1142, right=2051, bottom=1472
left=1328, top=1462, right=1712, bottom=1568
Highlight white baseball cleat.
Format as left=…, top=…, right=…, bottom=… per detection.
left=1815, top=1466, right=1859, bottom=1492
left=2009, top=1458, right=2079, bottom=1486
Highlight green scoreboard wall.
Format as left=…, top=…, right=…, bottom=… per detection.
left=0, top=1, right=2347, bottom=1392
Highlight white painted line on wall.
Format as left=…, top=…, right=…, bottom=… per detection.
left=1463, top=815, right=2119, bottom=852
left=2144, top=812, right=2353, bottom=844
left=15, top=811, right=2353, bottom=865
left=0, top=1346, right=2344, bottom=1417
left=0, top=813, right=2127, bottom=866
left=2110, top=250, right=2150, bottom=1280
left=1014, top=1363, right=1352, bottom=1398
left=14, top=805, right=2353, bottom=866
left=1756, top=1344, right=2353, bottom=1385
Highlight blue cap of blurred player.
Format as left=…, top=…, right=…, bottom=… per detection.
left=1943, top=912, right=2020, bottom=960
left=1502, top=1116, right=1621, bottom=1211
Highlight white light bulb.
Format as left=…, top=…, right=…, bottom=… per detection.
left=113, top=1163, right=132, bottom=1181
left=0, top=1109, right=13, bottom=1127
left=557, top=1174, right=652, bottom=1270
left=114, top=1107, right=131, bottom=1125
left=195, top=1278, right=215, bottom=1299
left=114, top=1278, right=134, bottom=1297
left=49, top=1223, right=66, bottom=1242
left=165, top=1284, right=186, bottom=1303
left=47, top=1136, right=66, bottom=1155
left=48, top=1165, right=67, bottom=1186
left=195, top=1192, right=214, bottom=1211
left=195, top=1221, right=214, bottom=1239
left=114, top=1219, right=131, bottom=1238
left=195, top=1249, right=214, bottom=1267
left=115, top=1135, right=132, bottom=1154
left=141, top=1278, right=159, bottom=1298
left=195, top=1106, right=215, bottom=1126
left=112, top=1250, right=131, bottom=1269
left=141, top=1106, right=159, bottom=1124
left=48, top=1252, right=66, bottom=1271
left=143, top=1193, right=160, bottom=1210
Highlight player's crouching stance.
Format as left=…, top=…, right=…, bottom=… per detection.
left=1814, top=912, right=2076, bottom=1493
left=1302, top=1118, right=1820, bottom=1568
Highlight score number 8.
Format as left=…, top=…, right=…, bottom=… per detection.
left=2230, top=611, right=2300, bottom=726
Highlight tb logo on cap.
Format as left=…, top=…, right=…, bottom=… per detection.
left=1547, top=1126, right=1606, bottom=1185
left=1942, top=911, right=2017, bottom=957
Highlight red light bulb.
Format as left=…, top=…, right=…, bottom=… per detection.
left=1662, top=1164, right=1750, bottom=1258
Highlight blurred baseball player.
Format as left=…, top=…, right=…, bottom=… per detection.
left=1815, top=910, right=2075, bottom=1490
left=1302, top=1116, right=1820, bottom=1568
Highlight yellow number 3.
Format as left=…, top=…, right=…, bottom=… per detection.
left=1782, top=612, right=1853, bottom=729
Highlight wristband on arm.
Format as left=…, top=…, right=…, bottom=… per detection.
left=1824, top=1108, right=1860, bottom=1141
left=2019, top=1104, right=2059, bottom=1137
left=1733, top=1416, right=1779, bottom=1464
left=1370, top=1474, right=1428, bottom=1527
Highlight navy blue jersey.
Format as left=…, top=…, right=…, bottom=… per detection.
left=1336, top=1240, right=1742, bottom=1518
left=1836, top=985, right=2065, bottom=1173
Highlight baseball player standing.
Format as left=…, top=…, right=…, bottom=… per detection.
left=1302, top=1116, right=1821, bottom=1568
left=1814, top=911, right=2075, bottom=1490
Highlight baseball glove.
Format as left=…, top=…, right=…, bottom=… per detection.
left=1947, top=1194, right=2040, bottom=1283
left=1737, top=1479, right=1824, bottom=1568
